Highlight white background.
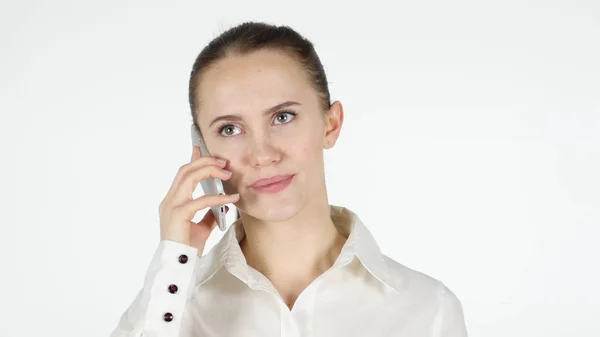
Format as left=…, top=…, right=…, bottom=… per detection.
left=2, top=0, right=599, bottom=336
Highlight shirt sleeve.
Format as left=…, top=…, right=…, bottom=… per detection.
left=433, top=284, right=468, bottom=337
left=109, top=240, right=199, bottom=337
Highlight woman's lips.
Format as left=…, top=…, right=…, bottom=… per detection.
left=249, top=174, right=294, bottom=194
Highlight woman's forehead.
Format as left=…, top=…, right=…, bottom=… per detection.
left=196, top=50, right=316, bottom=118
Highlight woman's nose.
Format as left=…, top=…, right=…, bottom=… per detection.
left=248, top=136, right=281, bottom=167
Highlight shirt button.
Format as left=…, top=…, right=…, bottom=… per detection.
left=163, top=312, right=174, bottom=322
left=168, top=284, right=178, bottom=294
left=178, top=254, right=188, bottom=264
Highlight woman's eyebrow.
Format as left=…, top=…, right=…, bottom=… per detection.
left=209, top=100, right=301, bottom=127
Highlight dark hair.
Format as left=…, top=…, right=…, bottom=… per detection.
left=188, top=21, right=331, bottom=129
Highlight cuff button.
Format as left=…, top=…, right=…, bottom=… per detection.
left=178, top=254, right=188, bottom=264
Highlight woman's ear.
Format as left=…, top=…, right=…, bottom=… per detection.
left=323, top=100, right=344, bottom=149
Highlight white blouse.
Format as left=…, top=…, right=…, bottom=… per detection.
left=110, top=205, right=468, bottom=337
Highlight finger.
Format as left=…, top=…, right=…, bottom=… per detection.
left=190, top=146, right=200, bottom=162
left=164, top=158, right=229, bottom=203
left=189, top=165, right=233, bottom=185
left=191, top=146, right=226, bottom=167
left=178, top=193, right=240, bottom=220
left=172, top=165, right=232, bottom=205
left=171, top=166, right=233, bottom=205
left=194, top=205, right=218, bottom=229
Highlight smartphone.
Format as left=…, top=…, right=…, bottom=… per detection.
left=190, top=123, right=227, bottom=231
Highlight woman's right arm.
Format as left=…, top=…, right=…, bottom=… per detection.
left=109, top=240, right=199, bottom=337
left=109, top=146, right=239, bottom=337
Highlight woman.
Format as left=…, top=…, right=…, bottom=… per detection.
left=110, top=21, right=467, bottom=337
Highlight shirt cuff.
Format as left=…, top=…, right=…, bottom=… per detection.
left=141, top=240, right=199, bottom=337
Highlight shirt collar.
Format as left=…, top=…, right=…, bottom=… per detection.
left=194, top=204, right=402, bottom=294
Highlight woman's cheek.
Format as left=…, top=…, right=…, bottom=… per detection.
left=223, top=181, right=237, bottom=195
left=212, top=137, right=245, bottom=159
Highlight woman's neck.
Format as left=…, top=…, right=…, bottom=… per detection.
left=238, top=200, right=347, bottom=303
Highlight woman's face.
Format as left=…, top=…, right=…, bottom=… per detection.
left=194, top=49, right=343, bottom=221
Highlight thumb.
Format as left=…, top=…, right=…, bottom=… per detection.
left=196, top=207, right=218, bottom=230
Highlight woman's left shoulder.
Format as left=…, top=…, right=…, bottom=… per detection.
left=381, top=254, right=461, bottom=303
left=378, top=254, right=467, bottom=334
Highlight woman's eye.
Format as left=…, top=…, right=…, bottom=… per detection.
left=273, top=111, right=297, bottom=125
left=217, top=111, right=297, bottom=137
left=218, top=124, right=241, bottom=137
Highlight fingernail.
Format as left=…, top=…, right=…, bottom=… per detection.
left=223, top=169, right=232, bottom=175
left=217, top=158, right=227, bottom=164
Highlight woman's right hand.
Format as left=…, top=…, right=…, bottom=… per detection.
left=158, top=146, right=240, bottom=256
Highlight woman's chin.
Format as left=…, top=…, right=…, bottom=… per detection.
left=237, top=199, right=301, bottom=223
